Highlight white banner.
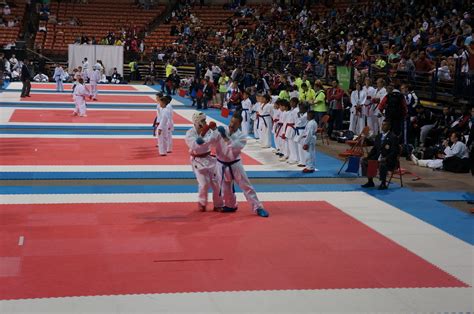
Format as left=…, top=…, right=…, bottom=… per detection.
left=68, top=45, right=123, bottom=76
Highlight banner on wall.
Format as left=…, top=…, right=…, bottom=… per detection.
left=336, top=66, right=353, bottom=92
left=68, top=45, right=124, bottom=76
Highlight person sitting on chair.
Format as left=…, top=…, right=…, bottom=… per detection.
left=361, top=120, right=400, bottom=190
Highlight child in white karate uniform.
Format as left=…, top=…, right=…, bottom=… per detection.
left=301, top=110, right=318, bottom=173
left=295, top=102, right=308, bottom=167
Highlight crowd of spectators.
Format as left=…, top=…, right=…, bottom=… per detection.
left=152, top=0, right=473, bottom=83
left=0, top=3, right=19, bottom=28
left=144, top=0, right=473, bottom=174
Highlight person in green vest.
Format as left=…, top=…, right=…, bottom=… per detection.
left=165, top=62, right=174, bottom=78
left=313, top=80, right=327, bottom=123
left=128, top=60, right=138, bottom=81
left=298, top=83, right=316, bottom=105
left=294, top=74, right=310, bottom=92
left=218, top=72, right=229, bottom=106
left=278, top=85, right=290, bottom=101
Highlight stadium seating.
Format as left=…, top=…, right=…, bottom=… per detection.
left=35, top=0, right=165, bottom=54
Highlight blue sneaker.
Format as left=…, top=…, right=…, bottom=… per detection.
left=256, top=208, right=269, bottom=218
left=221, top=206, right=238, bottom=213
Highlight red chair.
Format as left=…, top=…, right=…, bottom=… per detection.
left=337, top=126, right=370, bottom=174
left=317, top=114, right=330, bottom=145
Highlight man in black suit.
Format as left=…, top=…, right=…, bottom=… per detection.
left=361, top=120, right=400, bottom=190
left=20, top=59, right=32, bottom=98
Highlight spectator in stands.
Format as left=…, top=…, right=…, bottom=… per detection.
left=415, top=51, right=434, bottom=73
left=428, top=106, right=456, bottom=146
left=430, top=60, right=452, bottom=81
left=411, top=131, right=470, bottom=173
left=326, top=79, right=344, bottom=136
left=412, top=105, right=437, bottom=147
left=3, top=4, right=10, bottom=15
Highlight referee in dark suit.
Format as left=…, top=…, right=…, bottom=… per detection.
left=20, top=58, right=32, bottom=98
left=361, top=120, right=400, bottom=190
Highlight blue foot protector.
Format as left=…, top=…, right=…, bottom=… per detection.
left=256, top=208, right=269, bottom=218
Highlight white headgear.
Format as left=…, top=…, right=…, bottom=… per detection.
left=192, top=112, right=206, bottom=128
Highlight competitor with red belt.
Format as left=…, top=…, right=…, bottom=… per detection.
left=184, top=112, right=221, bottom=212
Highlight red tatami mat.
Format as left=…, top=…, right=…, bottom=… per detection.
left=9, top=109, right=191, bottom=124
left=0, top=138, right=261, bottom=165
left=0, top=201, right=466, bottom=300
left=19, top=94, right=155, bottom=103
left=30, top=83, right=137, bottom=91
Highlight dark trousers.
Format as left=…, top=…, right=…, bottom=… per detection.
left=315, top=111, right=326, bottom=124
left=196, top=97, right=203, bottom=109
left=361, top=158, right=390, bottom=183
left=21, top=79, right=31, bottom=97
left=470, top=150, right=474, bottom=176
left=443, top=156, right=470, bottom=173
left=388, top=118, right=403, bottom=139
left=328, top=109, right=343, bottom=136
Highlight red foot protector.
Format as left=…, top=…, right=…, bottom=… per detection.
left=30, top=83, right=137, bottom=91
left=0, top=138, right=261, bottom=165
left=0, top=201, right=466, bottom=300
left=9, top=109, right=191, bottom=124
left=20, top=94, right=155, bottom=104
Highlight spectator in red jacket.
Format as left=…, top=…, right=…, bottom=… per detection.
left=415, top=51, right=435, bottom=73
left=326, top=79, right=345, bottom=136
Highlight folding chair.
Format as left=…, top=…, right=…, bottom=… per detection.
left=387, top=154, right=404, bottom=187
left=387, top=145, right=421, bottom=187
left=317, top=114, right=330, bottom=145
left=337, top=126, right=370, bottom=174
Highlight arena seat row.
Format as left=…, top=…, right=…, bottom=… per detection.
left=0, top=0, right=27, bottom=47
left=34, top=0, right=165, bottom=54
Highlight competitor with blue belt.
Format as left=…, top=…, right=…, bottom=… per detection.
left=210, top=111, right=269, bottom=218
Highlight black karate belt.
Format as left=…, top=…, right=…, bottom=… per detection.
left=242, top=108, right=249, bottom=122
left=257, top=114, right=270, bottom=129
left=295, top=126, right=305, bottom=136
left=217, top=158, right=241, bottom=196
left=275, top=122, right=284, bottom=137
left=152, top=116, right=159, bottom=135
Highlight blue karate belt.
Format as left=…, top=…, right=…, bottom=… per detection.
left=242, top=108, right=249, bottom=121
left=257, top=114, right=270, bottom=129
left=217, top=158, right=240, bottom=196
left=295, top=126, right=305, bottom=136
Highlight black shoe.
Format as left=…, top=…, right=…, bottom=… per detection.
left=361, top=181, right=375, bottom=188
left=221, top=206, right=238, bottom=213
left=378, top=183, right=388, bottom=190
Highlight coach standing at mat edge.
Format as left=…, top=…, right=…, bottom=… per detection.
left=20, top=58, right=32, bottom=98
